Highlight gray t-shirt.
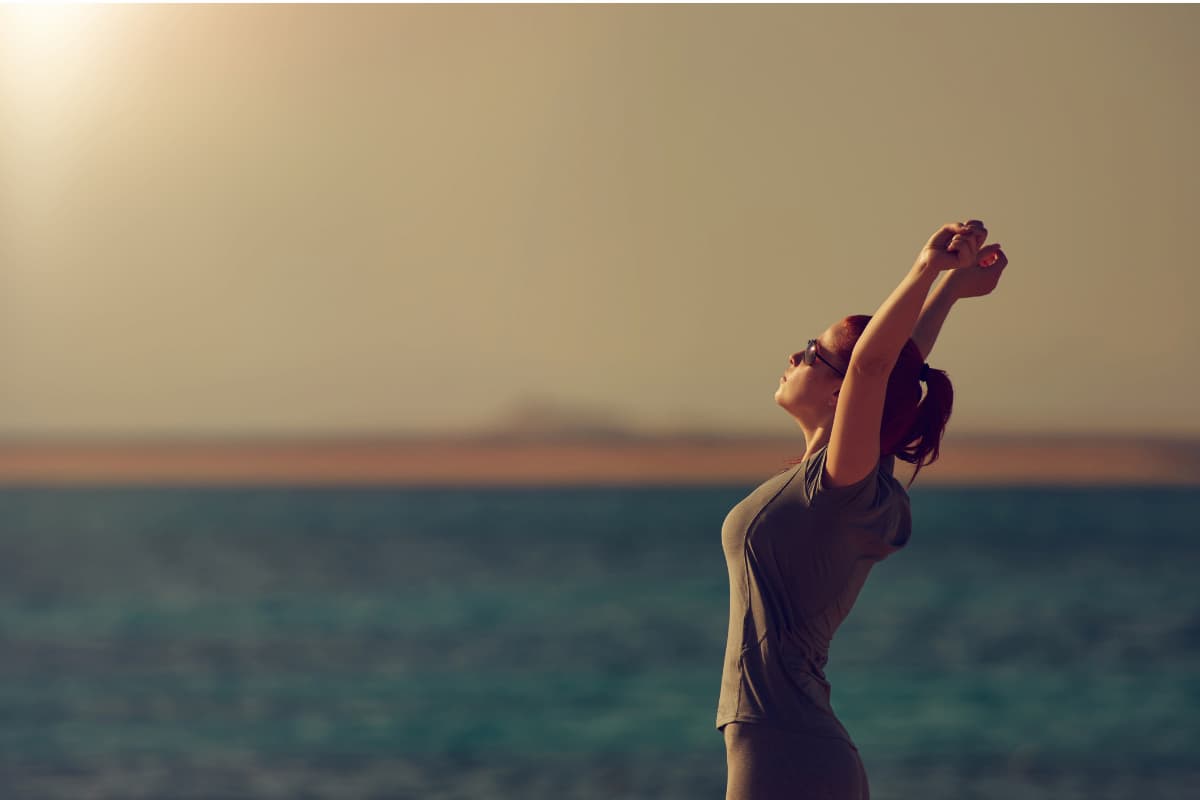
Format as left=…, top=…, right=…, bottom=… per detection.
left=716, top=443, right=912, bottom=744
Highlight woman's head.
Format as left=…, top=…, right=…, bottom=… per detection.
left=775, top=314, right=954, bottom=486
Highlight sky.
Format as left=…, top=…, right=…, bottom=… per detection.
left=1, top=4, right=1198, bottom=440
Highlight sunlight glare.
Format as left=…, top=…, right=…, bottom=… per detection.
left=0, top=4, right=109, bottom=105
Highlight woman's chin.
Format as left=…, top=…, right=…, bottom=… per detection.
left=775, top=391, right=808, bottom=419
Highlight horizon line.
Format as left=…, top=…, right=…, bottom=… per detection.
left=0, top=428, right=1199, bottom=446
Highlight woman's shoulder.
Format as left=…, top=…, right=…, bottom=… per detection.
left=803, top=444, right=907, bottom=511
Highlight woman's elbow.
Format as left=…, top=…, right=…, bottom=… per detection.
left=849, top=355, right=891, bottom=379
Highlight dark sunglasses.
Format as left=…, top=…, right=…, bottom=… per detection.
left=802, top=338, right=845, bottom=378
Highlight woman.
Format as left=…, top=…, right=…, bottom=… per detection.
left=716, top=221, right=1008, bottom=800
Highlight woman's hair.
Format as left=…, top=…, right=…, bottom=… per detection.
left=827, top=314, right=954, bottom=488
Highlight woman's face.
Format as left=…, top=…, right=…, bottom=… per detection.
left=774, top=326, right=848, bottom=417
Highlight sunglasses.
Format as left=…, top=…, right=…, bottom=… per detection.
left=800, top=338, right=846, bottom=378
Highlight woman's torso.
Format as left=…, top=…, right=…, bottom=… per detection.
left=715, top=444, right=911, bottom=744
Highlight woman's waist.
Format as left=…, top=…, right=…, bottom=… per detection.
left=720, top=709, right=857, bottom=749
left=750, top=628, right=833, bottom=679
left=738, top=641, right=838, bottom=711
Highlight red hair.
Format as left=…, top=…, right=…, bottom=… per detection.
left=797, top=314, right=954, bottom=488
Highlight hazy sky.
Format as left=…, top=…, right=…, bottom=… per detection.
left=1, top=4, right=1198, bottom=439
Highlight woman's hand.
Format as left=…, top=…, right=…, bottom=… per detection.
left=919, top=220, right=987, bottom=272
left=944, top=243, right=1008, bottom=299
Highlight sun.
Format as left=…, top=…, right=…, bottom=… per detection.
left=0, top=4, right=111, bottom=105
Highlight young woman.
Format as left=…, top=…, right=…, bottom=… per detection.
left=716, top=221, right=1008, bottom=800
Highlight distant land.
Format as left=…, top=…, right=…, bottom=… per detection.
left=0, top=431, right=1197, bottom=487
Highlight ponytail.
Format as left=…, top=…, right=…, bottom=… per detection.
left=834, top=315, right=955, bottom=489
left=890, top=362, right=954, bottom=488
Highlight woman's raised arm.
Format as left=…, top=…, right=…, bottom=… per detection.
left=824, top=221, right=987, bottom=488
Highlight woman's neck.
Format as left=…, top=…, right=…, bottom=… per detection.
left=796, top=421, right=832, bottom=463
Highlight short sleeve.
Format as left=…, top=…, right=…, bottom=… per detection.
left=802, top=446, right=912, bottom=554
left=804, top=444, right=884, bottom=511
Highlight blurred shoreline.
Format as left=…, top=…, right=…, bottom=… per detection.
left=0, top=432, right=1197, bottom=487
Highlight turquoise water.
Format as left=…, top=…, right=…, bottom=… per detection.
left=2, top=484, right=1198, bottom=798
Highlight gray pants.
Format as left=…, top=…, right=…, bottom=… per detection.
left=723, top=722, right=869, bottom=800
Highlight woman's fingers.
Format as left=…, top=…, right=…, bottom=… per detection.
left=977, top=242, right=1003, bottom=267
left=922, top=220, right=995, bottom=271
left=963, top=220, right=988, bottom=249
left=947, top=229, right=981, bottom=266
left=926, top=222, right=968, bottom=252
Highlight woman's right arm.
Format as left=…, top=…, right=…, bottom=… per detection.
left=824, top=222, right=986, bottom=488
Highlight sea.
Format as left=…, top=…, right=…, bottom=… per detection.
left=2, top=483, right=1198, bottom=799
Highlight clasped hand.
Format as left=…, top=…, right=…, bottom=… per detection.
left=921, top=219, right=1008, bottom=299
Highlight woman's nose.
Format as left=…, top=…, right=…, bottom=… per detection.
left=788, top=352, right=801, bottom=367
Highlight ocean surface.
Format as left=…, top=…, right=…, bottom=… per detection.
left=2, top=483, right=1198, bottom=799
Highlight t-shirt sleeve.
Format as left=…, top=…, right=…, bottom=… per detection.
left=804, top=445, right=885, bottom=511
left=804, top=447, right=911, bottom=551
